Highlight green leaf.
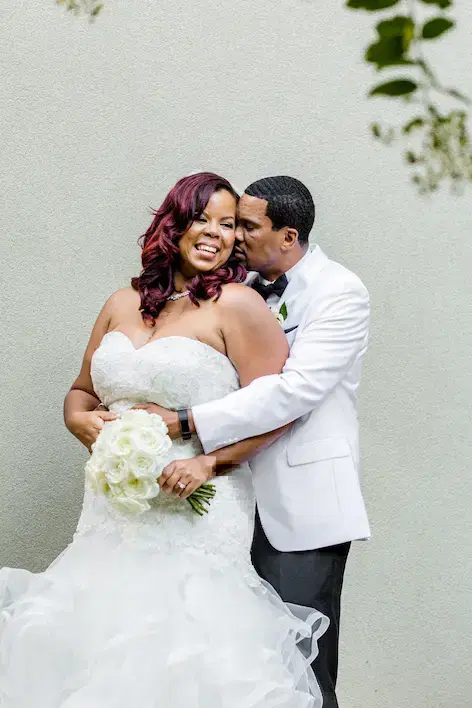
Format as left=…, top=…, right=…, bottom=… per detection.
left=376, top=15, right=414, bottom=40
left=370, top=79, right=418, bottom=97
left=366, top=16, right=416, bottom=68
left=279, top=302, right=288, bottom=321
left=422, top=17, right=454, bottom=39
left=405, top=151, right=419, bottom=164
left=366, top=38, right=414, bottom=69
left=403, top=117, right=425, bottom=133
left=346, top=0, right=400, bottom=9
left=419, top=0, right=452, bottom=8
left=371, top=123, right=382, bottom=138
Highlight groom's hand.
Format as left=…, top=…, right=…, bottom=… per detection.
left=131, top=403, right=181, bottom=439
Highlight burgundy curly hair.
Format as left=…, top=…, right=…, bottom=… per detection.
left=131, top=172, right=247, bottom=326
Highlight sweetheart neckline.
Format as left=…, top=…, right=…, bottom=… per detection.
left=100, top=331, right=229, bottom=362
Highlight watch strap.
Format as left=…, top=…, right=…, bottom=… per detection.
left=177, top=409, right=192, bottom=441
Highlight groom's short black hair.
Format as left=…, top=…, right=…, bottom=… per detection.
left=244, top=176, right=315, bottom=244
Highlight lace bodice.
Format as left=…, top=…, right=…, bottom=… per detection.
left=91, top=332, right=240, bottom=414
left=75, top=332, right=256, bottom=571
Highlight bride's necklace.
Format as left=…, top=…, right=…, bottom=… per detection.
left=167, top=290, right=190, bottom=302
left=142, top=290, right=190, bottom=345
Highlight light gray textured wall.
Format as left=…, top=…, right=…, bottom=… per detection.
left=1, top=1, right=471, bottom=706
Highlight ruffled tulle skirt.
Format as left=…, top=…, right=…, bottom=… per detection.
left=0, top=527, right=327, bottom=707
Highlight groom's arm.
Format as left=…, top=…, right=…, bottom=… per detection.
left=192, top=282, right=370, bottom=454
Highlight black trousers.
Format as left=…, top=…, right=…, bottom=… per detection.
left=251, top=511, right=350, bottom=708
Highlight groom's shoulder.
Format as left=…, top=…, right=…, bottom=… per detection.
left=308, top=250, right=369, bottom=299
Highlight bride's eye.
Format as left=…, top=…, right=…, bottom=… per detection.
left=222, top=222, right=235, bottom=229
left=196, top=216, right=207, bottom=223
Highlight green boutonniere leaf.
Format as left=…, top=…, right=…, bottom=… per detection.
left=279, top=302, right=288, bottom=321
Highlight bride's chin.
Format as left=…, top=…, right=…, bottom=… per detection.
left=180, top=257, right=224, bottom=277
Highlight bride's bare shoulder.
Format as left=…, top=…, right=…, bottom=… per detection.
left=103, top=286, right=140, bottom=311
left=217, top=283, right=268, bottom=319
left=95, top=287, right=140, bottom=329
left=218, top=283, right=264, bottom=308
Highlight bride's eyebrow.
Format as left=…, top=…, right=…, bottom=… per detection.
left=199, top=211, right=234, bottom=220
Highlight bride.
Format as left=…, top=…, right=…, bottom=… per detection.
left=0, top=172, right=327, bottom=707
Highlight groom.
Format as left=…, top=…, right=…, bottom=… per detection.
left=155, top=176, right=370, bottom=708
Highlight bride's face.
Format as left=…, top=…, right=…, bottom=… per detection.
left=178, top=189, right=237, bottom=277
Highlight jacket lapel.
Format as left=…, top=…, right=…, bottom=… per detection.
left=277, top=246, right=329, bottom=332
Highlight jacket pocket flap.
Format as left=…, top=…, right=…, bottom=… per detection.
left=287, top=438, right=351, bottom=466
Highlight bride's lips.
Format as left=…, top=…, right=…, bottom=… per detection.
left=192, top=243, right=220, bottom=261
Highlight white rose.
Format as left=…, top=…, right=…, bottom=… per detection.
left=119, top=409, right=151, bottom=430
left=126, top=475, right=160, bottom=500
left=108, top=431, right=135, bottom=458
left=111, top=489, right=150, bottom=515
left=105, top=456, right=132, bottom=485
left=127, top=451, right=159, bottom=479
left=94, top=418, right=122, bottom=447
left=109, top=476, right=160, bottom=515
left=85, top=462, right=110, bottom=496
left=134, top=426, right=172, bottom=460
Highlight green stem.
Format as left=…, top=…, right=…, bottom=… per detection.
left=187, top=497, right=205, bottom=516
left=193, top=489, right=216, bottom=499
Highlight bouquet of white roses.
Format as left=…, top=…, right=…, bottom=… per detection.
left=85, top=409, right=216, bottom=516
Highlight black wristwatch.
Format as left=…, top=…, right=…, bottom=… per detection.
left=177, top=409, right=192, bottom=441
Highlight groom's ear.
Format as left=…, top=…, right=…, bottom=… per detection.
left=282, top=227, right=299, bottom=251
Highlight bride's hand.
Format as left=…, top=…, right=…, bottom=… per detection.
left=158, top=455, right=216, bottom=499
left=67, top=410, right=119, bottom=452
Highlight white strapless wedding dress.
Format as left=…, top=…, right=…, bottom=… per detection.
left=0, top=332, right=327, bottom=708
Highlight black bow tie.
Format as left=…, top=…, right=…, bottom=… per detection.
left=252, top=273, right=288, bottom=301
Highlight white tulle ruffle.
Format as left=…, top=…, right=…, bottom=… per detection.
left=0, top=531, right=327, bottom=708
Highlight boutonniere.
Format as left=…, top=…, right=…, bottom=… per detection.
left=271, top=302, right=288, bottom=327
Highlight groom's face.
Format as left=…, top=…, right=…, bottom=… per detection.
left=235, top=194, right=286, bottom=275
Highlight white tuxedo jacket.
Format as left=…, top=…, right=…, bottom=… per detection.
left=193, top=246, right=371, bottom=552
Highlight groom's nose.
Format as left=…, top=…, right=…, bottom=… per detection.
left=235, top=225, right=244, bottom=242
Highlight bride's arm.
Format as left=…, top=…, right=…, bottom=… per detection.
left=64, top=291, right=121, bottom=449
left=159, top=285, right=293, bottom=497
left=218, top=283, right=290, bottom=386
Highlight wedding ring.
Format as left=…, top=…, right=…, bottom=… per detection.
left=176, top=481, right=186, bottom=490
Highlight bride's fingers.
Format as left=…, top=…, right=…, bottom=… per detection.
left=179, top=480, right=200, bottom=500
left=159, top=464, right=182, bottom=493
left=97, top=411, right=119, bottom=422
left=158, top=462, right=174, bottom=489
left=175, top=477, right=195, bottom=498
